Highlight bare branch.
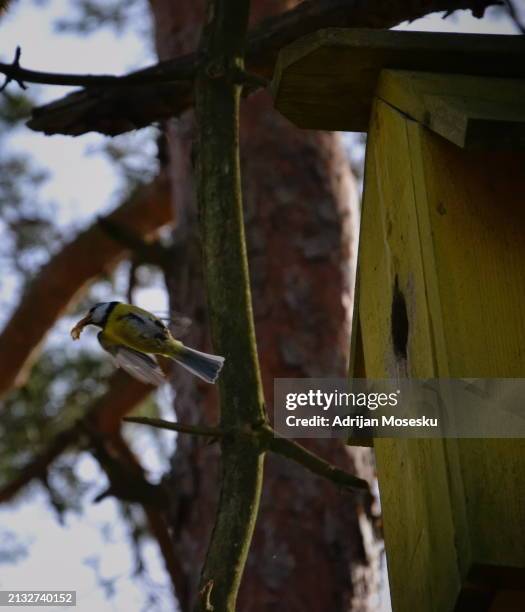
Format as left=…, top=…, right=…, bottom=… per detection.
left=0, top=174, right=171, bottom=399
left=0, top=46, right=193, bottom=90
left=124, top=416, right=224, bottom=438
left=26, top=0, right=501, bottom=136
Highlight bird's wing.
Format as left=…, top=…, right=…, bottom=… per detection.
left=112, top=347, right=166, bottom=386
left=117, top=311, right=170, bottom=341
left=98, top=333, right=166, bottom=386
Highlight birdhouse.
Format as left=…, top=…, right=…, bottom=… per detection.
left=273, top=29, right=525, bottom=611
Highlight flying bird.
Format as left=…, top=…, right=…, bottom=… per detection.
left=71, top=301, right=224, bottom=386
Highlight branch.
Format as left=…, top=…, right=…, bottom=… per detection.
left=193, top=0, right=267, bottom=609
left=0, top=46, right=194, bottom=90
left=26, top=0, right=500, bottom=136
left=0, top=47, right=27, bottom=92
left=124, top=416, right=224, bottom=438
left=0, top=174, right=171, bottom=399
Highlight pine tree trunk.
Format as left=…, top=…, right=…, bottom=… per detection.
left=148, top=1, right=379, bottom=609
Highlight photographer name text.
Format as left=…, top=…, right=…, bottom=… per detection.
left=285, top=414, right=439, bottom=428
left=284, top=390, right=438, bottom=429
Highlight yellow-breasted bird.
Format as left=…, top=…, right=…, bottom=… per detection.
left=71, top=302, right=224, bottom=386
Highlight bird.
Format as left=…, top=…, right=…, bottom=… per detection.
left=71, top=301, right=224, bottom=386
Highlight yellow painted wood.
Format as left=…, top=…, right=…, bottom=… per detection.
left=272, top=28, right=525, bottom=131
left=358, top=96, right=525, bottom=610
left=406, top=118, right=525, bottom=568
left=359, top=99, right=463, bottom=612
left=377, top=70, right=525, bottom=149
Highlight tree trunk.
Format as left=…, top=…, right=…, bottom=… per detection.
left=148, top=1, right=378, bottom=610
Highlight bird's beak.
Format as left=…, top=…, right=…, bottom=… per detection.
left=70, top=314, right=92, bottom=340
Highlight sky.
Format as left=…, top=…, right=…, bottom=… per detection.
left=0, top=1, right=521, bottom=611
left=0, top=0, right=155, bottom=225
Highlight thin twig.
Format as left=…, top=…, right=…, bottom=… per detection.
left=0, top=46, right=195, bottom=90
left=0, top=46, right=27, bottom=92
left=124, top=416, right=224, bottom=438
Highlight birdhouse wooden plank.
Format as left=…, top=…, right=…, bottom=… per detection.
left=376, top=70, right=525, bottom=149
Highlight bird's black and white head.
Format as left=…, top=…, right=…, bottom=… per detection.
left=71, top=301, right=120, bottom=340
left=88, top=302, right=119, bottom=327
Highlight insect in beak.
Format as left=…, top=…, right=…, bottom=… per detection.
left=70, top=314, right=92, bottom=340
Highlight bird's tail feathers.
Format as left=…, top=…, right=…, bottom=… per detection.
left=173, top=346, right=224, bottom=384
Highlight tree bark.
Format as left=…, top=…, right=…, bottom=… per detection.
left=149, top=1, right=377, bottom=610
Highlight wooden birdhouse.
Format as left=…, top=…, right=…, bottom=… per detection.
left=273, top=29, right=525, bottom=612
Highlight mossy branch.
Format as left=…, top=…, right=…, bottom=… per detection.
left=192, top=1, right=265, bottom=610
